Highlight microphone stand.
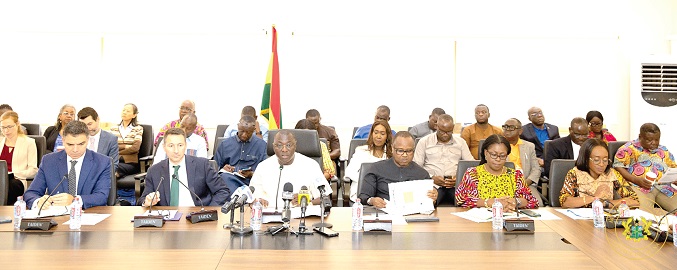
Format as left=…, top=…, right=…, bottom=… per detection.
left=223, top=204, right=238, bottom=229
left=230, top=202, right=253, bottom=235
left=312, top=191, right=333, bottom=228
left=296, top=203, right=313, bottom=236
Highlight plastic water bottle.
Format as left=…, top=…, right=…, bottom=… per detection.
left=13, top=196, right=26, bottom=230
left=673, top=214, right=677, bottom=247
left=491, top=200, right=504, bottom=230
left=250, top=199, right=262, bottom=231
left=352, top=198, right=363, bottom=231
left=592, top=197, right=605, bottom=228
left=617, top=200, right=630, bottom=218
left=69, top=196, right=83, bottom=230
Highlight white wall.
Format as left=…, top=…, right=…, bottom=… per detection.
left=0, top=0, right=675, bottom=158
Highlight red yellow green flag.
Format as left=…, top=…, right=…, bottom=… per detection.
left=261, top=25, right=282, bottom=130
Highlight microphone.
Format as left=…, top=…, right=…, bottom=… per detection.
left=173, top=177, right=218, bottom=224
left=38, top=173, right=69, bottom=216
left=281, top=182, right=293, bottom=223
left=298, top=186, right=311, bottom=215
left=647, top=207, right=677, bottom=242
left=221, top=186, right=247, bottom=214
left=274, top=165, right=283, bottom=211
left=313, top=177, right=332, bottom=214
left=235, top=186, right=255, bottom=207
left=147, top=176, right=164, bottom=212
left=134, top=176, right=166, bottom=228
left=23, top=173, right=69, bottom=230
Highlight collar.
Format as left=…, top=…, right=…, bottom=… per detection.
left=67, top=150, right=87, bottom=165
left=168, top=155, right=187, bottom=168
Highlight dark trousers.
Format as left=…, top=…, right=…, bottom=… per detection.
left=436, top=187, right=456, bottom=206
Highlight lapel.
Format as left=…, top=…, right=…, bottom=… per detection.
left=78, top=150, right=94, bottom=194
left=185, top=156, right=197, bottom=205
left=97, top=131, right=106, bottom=152
left=160, top=159, right=171, bottom=206
left=565, top=136, right=574, bottom=158
left=57, top=151, right=69, bottom=193
left=546, top=124, right=558, bottom=139
left=518, top=143, right=530, bottom=173
left=524, top=124, right=536, bottom=140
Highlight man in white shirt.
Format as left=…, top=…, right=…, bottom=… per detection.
left=153, top=113, right=207, bottom=164
left=77, top=107, right=119, bottom=170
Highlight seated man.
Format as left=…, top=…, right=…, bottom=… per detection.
left=77, top=107, right=119, bottom=171
left=461, top=104, right=503, bottom=160
left=409, top=107, right=445, bottom=139
left=614, top=123, right=677, bottom=214
left=359, top=131, right=438, bottom=208
left=223, top=105, right=269, bottom=142
left=414, top=114, right=473, bottom=206
left=153, top=100, right=209, bottom=151
left=249, top=130, right=331, bottom=210
left=153, top=113, right=207, bottom=164
left=305, top=109, right=341, bottom=160
left=502, top=118, right=543, bottom=205
left=520, top=107, right=560, bottom=167
left=295, top=119, right=336, bottom=180
left=214, top=115, right=267, bottom=196
left=544, top=117, right=589, bottom=176
left=24, top=121, right=111, bottom=209
left=354, top=105, right=397, bottom=139
left=140, top=128, right=229, bottom=206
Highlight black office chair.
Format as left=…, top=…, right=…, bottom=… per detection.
left=355, top=162, right=375, bottom=206
left=538, top=139, right=553, bottom=197
left=27, top=135, right=46, bottom=168
left=108, top=158, right=117, bottom=206
left=0, top=160, right=8, bottom=206
left=266, top=129, right=323, bottom=168
left=548, top=159, right=576, bottom=207
left=118, top=124, right=154, bottom=200
left=478, top=139, right=485, bottom=159
left=340, top=139, right=368, bottom=205
left=213, top=124, right=229, bottom=155
left=608, top=141, right=628, bottom=160
left=21, top=123, right=41, bottom=136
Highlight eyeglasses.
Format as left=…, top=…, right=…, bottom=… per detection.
left=529, top=112, right=543, bottom=117
left=61, top=112, right=75, bottom=117
left=394, top=148, right=414, bottom=156
left=589, top=157, right=609, bottom=165
left=486, top=151, right=507, bottom=160
left=0, top=124, right=16, bottom=131
left=273, top=143, right=295, bottom=150
left=501, top=125, right=521, bottom=131
left=179, top=106, right=194, bottom=112
left=589, top=122, right=603, bottom=127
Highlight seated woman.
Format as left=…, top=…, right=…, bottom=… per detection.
left=345, top=119, right=393, bottom=203
left=109, top=103, right=143, bottom=178
left=586, top=110, right=616, bottom=142
left=295, top=119, right=336, bottom=180
left=559, top=138, right=638, bottom=208
left=43, top=104, right=76, bottom=153
left=455, top=134, right=538, bottom=210
left=0, top=111, right=38, bottom=205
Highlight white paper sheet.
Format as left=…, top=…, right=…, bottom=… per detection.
left=387, top=179, right=435, bottom=216
left=261, top=205, right=322, bottom=223
left=655, top=167, right=677, bottom=184
left=556, top=208, right=595, bottom=220
left=24, top=207, right=69, bottom=218
left=63, top=213, right=111, bottom=226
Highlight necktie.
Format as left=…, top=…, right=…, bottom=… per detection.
left=68, top=160, right=78, bottom=196
left=89, top=137, right=96, bottom=150
left=170, top=165, right=180, bottom=206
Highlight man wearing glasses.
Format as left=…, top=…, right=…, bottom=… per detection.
left=153, top=100, right=209, bottom=151
left=502, top=118, right=543, bottom=206
left=520, top=107, right=560, bottom=166
left=544, top=117, right=589, bottom=176
left=249, top=130, right=330, bottom=209
left=360, top=131, right=438, bottom=208
left=413, top=114, right=474, bottom=205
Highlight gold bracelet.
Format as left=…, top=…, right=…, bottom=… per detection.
left=583, top=196, right=587, bottom=205
left=484, top=199, right=489, bottom=208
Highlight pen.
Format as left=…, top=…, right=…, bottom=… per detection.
left=567, top=209, right=584, bottom=218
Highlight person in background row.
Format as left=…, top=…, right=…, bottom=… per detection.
left=502, top=118, right=542, bottom=206
left=586, top=110, right=616, bottom=143
left=544, top=117, right=589, bottom=177
left=461, top=104, right=503, bottom=160
left=223, top=105, right=269, bottom=142
left=78, top=107, right=119, bottom=171
left=345, top=119, right=393, bottom=203
left=354, top=105, right=396, bottom=139
left=295, top=119, right=335, bottom=180
left=153, top=113, right=207, bottom=164
left=154, top=100, right=209, bottom=151
left=44, top=104, right=76, bottom=153
left=520, top=107, right=560, bottom=166
left=305, top=109, right=341, bottom=160
left=0, top=111, right=38, bottom=205
left=110, top=103, right=143, bottom=178
left=409, top=107, right=446, bottom=140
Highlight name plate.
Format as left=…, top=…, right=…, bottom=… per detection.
left=503, top=217, right=535, bottom=233
left=363, top=218, right=393, bottom=232
left=187, top=210, right=218, bottom=224
left=133, top=215, right=165, bottom=228
left=20, top=218, right=57, bottom=231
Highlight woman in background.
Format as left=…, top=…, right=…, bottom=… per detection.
left=110, top=103, right=143, bottom=178
left=44, top=104, right=76, bottom=153
left=0, top=111, right=38, bottom=205
left=345, top=119, right=393, bottom=203
left=586, top=110, right=616, bottom=142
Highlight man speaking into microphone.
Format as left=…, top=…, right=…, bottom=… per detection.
left=249, top=130, right=330, bottom=208
left=139, top=128, right=229, bottom=207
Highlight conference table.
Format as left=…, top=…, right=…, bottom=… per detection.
left=0, top=206, right=674, bottom=269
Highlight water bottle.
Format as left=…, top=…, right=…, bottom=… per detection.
left=617, top=200, right=630, bottom=218
left=491, top=200, right=504, bottom=230
left=13, top=196, right=26, bottom=230
left=69, top=196, right=83, bottom=230
left=352, top=198, right=363, bottom=231
left=250, top=199, right=262, bottom=231
left=592, top=197, right=605, bottom=228
left=673, top=214, right=677, bottom=247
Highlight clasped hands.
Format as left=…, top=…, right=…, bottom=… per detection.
left=36, top=193, right=74, bottom=210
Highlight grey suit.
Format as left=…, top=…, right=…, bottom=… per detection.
left=97, top=130, right=120, bottom=170
left=517, top=140, right=541, bottom=186
left=520, top=123, right=560, bottom=158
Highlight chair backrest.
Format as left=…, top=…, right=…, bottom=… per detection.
left=455, top=161, right=515, bottom=188
left=0, top=160, right=8, bottom=206
left=608, top=141, right=628, bottom=160
left=478, top=139, right=486, bottom=158
left=543, top=139, right=552, bottom=159
left=266, top=129, right=323, bottom=170
left=208, top=160, right=218, bottom=171
left=214, top=137, right=226, bottom=154
left=27, top=135, right=46, bottom=168
left=352, top=127, right=359, bottom=137
left=138, top=124, right=154, bottom=159
left=213, top=125, right=229, bottom=153
left=357, top=162, right=375, bottom=201
left=22, top=123, right=41, bottom=136
left=347, top=139, right=368, bottom=165
left=548, top=159, right=576, bottom=207
left=108, top=157, right=117, bottom=206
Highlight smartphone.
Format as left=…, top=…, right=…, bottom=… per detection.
left=314, top=227, right=339, bottom=237
left=240, top=167, right=252, bottom=172
left=519, top=210, right=541, bottom=217
left=0, top=216, right=12, bottom=224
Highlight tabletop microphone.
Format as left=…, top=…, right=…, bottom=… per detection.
left=274, top=165, right=283, bottom=212
left=235, top=186, right=255, bottom=207
left=221, top=186, right=247, bottom=214
left=281, top=182, right=293, bottom=223
left=648, top=206, right=677, bottom=242
left=313, top=177, right=332, bottom=214
left=24, top=173, right=69, bottom=230
left=298, top=186, right=311, bottom=216
left=147, top=176, right=164, bottom=212
left=174, top=177, right=218, bottom=224
left=133, top=176, right=166, bottom=228
left=37, top=173, right=69, bottom=216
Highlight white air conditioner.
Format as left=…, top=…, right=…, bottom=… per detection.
left=629, top=55, right=677, bottom=148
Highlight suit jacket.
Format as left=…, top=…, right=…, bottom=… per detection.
left=544, top=135, right=574, bottom=176
left=24, top=149, right=112, bottom=209
left=43, top=125, right=60, bottom=154
left=139, top=155, right=229, bottom=206
left=0, top=135, right=38, bottom=180
left=517, top=140, right=541, bottom=186
left=520, top=123, right=560, bottom=158
left=97, top=130, right=119, bottom=170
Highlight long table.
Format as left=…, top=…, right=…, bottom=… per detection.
left=0, top=206, right=674, bottom=269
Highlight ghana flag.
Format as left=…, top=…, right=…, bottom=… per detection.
left=261, top=25, right=281, bottom=130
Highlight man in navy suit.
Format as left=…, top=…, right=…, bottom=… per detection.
left=543, top=117, right=589, bottom=176
left=77, top=107, right=119, bottom=170
left=520, top=107, right=560, bottom=166
left=140, top=128, right=229, bottom=207
left=24, top=121, right=112, bottom=209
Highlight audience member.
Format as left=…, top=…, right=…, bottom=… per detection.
left=359, top=131, right=437, bottom=208
left=154, top=100, right=209, bottom=151
left=461, top=104, right=503, bottom=159
left=295, top=119, right=336, bottom=180
left=414, top=114, right=473, bottom=205
left=153, top=113, right=207, bottom=164
left=345, top=119, right=393, bottom=202
left=44, top=104, right=76, bottom=153
left=560, top=138, right=638, bottom=208
left=520, top=107, right=560, bottom=166
left=544, top=117, right=589, bottom=176
left=586, top=110, right=617, bottom=142
left=77, top=107, right=119, bottom=170
left=455, top=134, right=538, bottom=210
left=409, top=107, right=446, bottom=139
left=502, top=118, right=542, bottom=205
left=140, top=128, right=229, bottom=206
left=222, top=105, right=269, bottom=142
left=613, top=123, right=677, bottom=214
left=354, top=105, right=396, bottom=139
left=109, top=103, right=143, bottom=178
left=305, top=109, right=341, bottom=160
left=25, top=121, right=111, bottom=209
left=1, top=111, right=38, bottom=205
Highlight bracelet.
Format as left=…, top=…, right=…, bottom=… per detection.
left=582, top=195, right=586, bottom=205
left=484, top=199, right=489, bottom=208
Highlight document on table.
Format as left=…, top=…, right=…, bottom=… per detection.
left=63, top=213, right=111, bottom=226
left=387, top=179, right=435, bottom=215
left=261, top=205, right=322, bottom=223
left=24, top=207, right=70, bottom=218
left=452, top=208, right=518, bottom=223
left=132, top=210, right=182, bottom=221
left=556, top=208, right=594, bottom=220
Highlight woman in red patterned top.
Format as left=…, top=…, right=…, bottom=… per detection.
left=586, top=110, right=616, bottom=143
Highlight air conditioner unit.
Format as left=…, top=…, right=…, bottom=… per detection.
left=629, top=55, right=677, bottom=149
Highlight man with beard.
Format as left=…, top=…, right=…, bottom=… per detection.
left=461, top=104, right=503, bottom=160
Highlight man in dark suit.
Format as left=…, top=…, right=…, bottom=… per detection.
left=544, top=117, right=589, bottom=176
left=140, top=128, right=229, bottom=207
left=77, top=107, right=119, bottom=170
left=520, top=107, right=560, bottom=167
left=24, top=121, right=112, bottom=209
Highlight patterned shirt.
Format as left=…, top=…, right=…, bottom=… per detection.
left=588, top=129, right=617, bottom=143
left=613, top=139, right=677, bottom=196
left=455, top=164, right=538, bottom=209
left=154, top=119, right=209, bottom=151
left=559, top=168, right=637, bottom=206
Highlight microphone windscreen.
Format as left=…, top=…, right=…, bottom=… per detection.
left=283, top=182, right=293, bottom=192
